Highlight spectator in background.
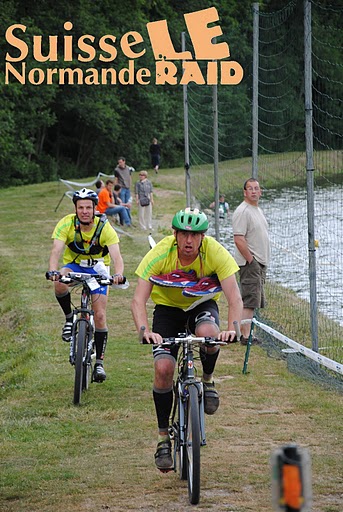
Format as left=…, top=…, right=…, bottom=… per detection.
left=209, top=194, right=230, bottom=219
left=113, top=184, right=132, bottom=225
left=232, top=178, right=270, bottom=345
left=95, top=179, right=105, bottom=195
left=135, top=170, right=153, bottom=231
left=114, top=157, right=134, bottom=204
left=149, top=138, right=161, bottom=174
left=98, top=179, right=131, bottom=227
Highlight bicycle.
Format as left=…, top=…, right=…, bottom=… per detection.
left=140, top=323, right=240, bottom=505
left=47, top=271, right=114, bottom=405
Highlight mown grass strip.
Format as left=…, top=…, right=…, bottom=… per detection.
left=0, top=168, right=342, bottom=512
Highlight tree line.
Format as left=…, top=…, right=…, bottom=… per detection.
left=0, top=0, right=341, bottom=187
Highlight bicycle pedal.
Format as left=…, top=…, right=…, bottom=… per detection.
left=158, top=466, right=174, bottom=473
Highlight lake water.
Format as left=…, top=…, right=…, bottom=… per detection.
left=208, top=185, right=343, bottom=325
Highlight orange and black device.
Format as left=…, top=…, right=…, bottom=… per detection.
left=271, top=444, right=312, bottom=512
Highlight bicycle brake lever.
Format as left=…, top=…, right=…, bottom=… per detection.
left=139, top=326, right=146, bottom=343
left=45, top=270, right=60, bottom=280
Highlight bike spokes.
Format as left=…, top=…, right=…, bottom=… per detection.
left=186, top=384, right=201, bottom=504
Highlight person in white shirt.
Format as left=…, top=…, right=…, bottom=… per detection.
left=232, top=178, right=270, bottom=344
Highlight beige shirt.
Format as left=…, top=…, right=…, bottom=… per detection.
left=232, top=201, right=270, bottom=266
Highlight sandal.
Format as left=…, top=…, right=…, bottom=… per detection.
left=62, top=321, right=73, bottom=342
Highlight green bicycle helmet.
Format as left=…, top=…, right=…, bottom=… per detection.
left=172, top=207, right=209, bottom=233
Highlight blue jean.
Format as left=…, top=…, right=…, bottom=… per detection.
left=105, top=206, right=131, bottom=226
left=119, top=187, right=131, bottom=204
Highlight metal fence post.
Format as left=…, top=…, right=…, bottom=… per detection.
left=182, top=32, right=191, bottom=208
left=252, top=3, right=259, bottom=179
left=304, top=0, right=318, bottom=351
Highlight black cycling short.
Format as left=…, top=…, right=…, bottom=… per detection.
left=152, top=300, right=219, bottom=361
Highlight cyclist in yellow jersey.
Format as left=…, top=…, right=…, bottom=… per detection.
left=131, top=208, right=242, bottom=470
left=47, top=188, right=125, bottom=383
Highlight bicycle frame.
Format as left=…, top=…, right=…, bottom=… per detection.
left=170, top=335, right=228, bottom=504
left=69, top=282, right=94, bottom=365
left=171, top=336, right=207, bottom=452
left=139, top=326, right=239, bottom=505
left=60, top=272, right=112, bottom=404
left=69, top=282, right=94, bottom=367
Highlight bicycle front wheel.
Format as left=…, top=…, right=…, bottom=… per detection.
left=74, top=320, right=88, bottom=405
left=186, top=384, right=201, bottom=505
left=177, top=394, right=188, bottom=481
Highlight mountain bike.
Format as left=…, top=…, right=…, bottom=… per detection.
left=55, top=272, right=113, bottom=405
left=140, top=324, right=240, bottom=505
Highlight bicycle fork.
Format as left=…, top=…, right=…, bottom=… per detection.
left=69, top=313, right=94, bottom=366
left=184, top=346, right=206, bottom=446
left=181, top=380, right=207, bottom=447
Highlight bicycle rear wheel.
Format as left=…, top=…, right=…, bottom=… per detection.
left=82, top=339, right=93, bottom=392
left=74, top=320, right=87, bottom=405
left=186, top=384, right=201, bottom=504
left=82, top=357, right=92, bottom=392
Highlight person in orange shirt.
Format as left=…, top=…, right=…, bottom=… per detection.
left=98, top=179, right=131, bottom=227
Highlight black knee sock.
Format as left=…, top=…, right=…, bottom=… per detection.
left=56, top=291, right=72, bottom=317
left=200, top=348, right=220, bottom=376
left=153, top=389, right=173, bottom=431
left=94, top=330, right=108, bottom=361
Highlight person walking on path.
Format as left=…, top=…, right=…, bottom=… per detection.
left=135, top=170, right=153, bottom=231
left=149, top=138, right=161, bottom=174
left=232, top=178, right=270, bottom=344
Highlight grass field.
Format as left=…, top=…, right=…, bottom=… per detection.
left=0, top=169, right=342, bottom=511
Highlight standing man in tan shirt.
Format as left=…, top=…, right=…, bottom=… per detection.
left=232, top=178, right=270, bottom=343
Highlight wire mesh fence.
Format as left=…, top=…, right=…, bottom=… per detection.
left=185, top=0, right=343, bottom=386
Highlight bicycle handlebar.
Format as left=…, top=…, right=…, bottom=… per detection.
left=60, top=273, right=114, bottom=286
left=45, top=271, right=120, bottom=286
left=138, top=324, right=241, bottom=346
